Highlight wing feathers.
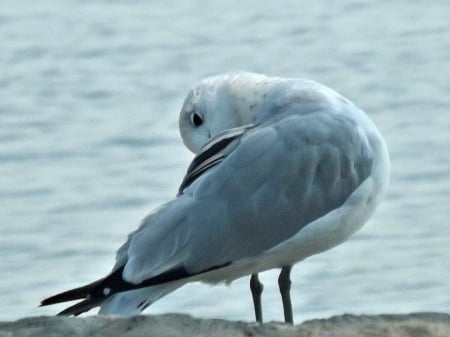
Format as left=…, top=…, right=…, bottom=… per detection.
left=178, top=125, right=253, bottom=193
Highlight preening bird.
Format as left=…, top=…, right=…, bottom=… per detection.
left=41, top=73, right=390, bottom=324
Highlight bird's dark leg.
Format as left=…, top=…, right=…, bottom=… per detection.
left=250, top=273, right=264, bottom=323
left=278, top=266, right=293, bottom=324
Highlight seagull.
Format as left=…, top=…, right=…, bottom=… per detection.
left=41, top=73, right=390, bottom=324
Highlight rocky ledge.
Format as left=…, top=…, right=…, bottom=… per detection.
left=0, top=313, right=449, bottom=337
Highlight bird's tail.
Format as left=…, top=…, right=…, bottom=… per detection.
left=98, top=282, right=183, bottom=315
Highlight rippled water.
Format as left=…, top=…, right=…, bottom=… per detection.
left=1, top=0, right=449, bottom=322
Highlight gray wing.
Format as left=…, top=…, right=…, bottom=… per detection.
left=119, top=111, right=374, bottom=284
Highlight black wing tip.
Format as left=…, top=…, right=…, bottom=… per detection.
left=40, top=290, right=104, bottom=316
left=40, top=289, right=87, bottom=307
left=40, top=277, right=105, bottom=307
left=40, top=294, right=69, bottom=307
left=40, top=291, right=73, bottom=306
left=56, top=298, right=104, bottom=316
left=40, top=263, right=233, bottom=315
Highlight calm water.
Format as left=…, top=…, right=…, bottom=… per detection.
left=1, top=0, right=449, bottom=322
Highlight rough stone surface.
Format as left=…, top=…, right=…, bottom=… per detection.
left=0, top=313, right=449, bottom=337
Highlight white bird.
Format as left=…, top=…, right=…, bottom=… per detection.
left=41, top=73, right=390, bottom=324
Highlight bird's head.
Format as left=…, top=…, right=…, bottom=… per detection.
left=179, top=73, right=270, bottom=153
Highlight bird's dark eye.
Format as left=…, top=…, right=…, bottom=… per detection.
left=191, top=113, right=203, bottom=127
